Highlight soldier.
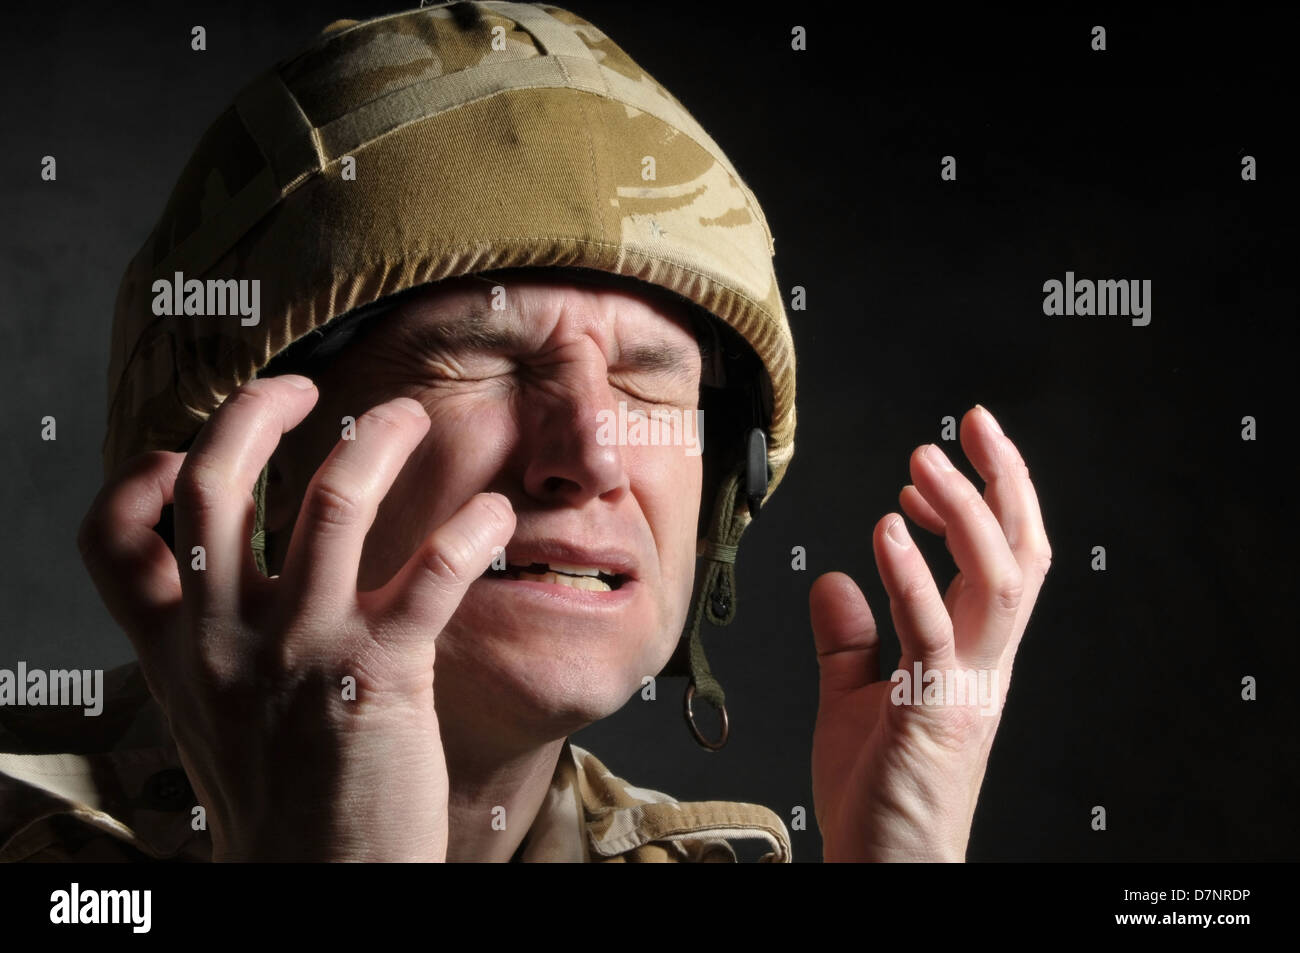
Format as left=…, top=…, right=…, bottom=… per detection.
left=0, top=1, right=1051, bottom=861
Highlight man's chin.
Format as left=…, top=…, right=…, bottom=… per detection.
left=436, top=657, right=642, bottom=742
left=428, top=576, right=680, bottom=729
left=434, top=618, right=665, bottom=730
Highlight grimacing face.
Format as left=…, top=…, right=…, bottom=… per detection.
left=263, top=272, right=705, bottom=740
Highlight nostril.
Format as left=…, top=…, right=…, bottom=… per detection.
left=542, top=476, right=576, bottom=496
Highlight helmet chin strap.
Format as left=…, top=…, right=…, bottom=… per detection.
left=675, top=458, right=752, bottom=751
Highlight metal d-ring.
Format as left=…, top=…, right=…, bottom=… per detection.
left=684, top=682, right=729, bottom=750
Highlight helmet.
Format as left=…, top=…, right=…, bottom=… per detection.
left=103, top=0, right=797, bottom=749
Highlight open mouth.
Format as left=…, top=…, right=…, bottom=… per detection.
left=484, top=562, right=628, bottom=592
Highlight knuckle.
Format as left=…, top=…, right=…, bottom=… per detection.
left=361, top=405, right=414, bottom=437
left=888, top=706, right=971, bottom=760
left=343, top=637, right=418, bottom=703
left=139, top=448, right=181, bottom=473
left=262, top=638, right=306, bottom=681
left=190, top=644, right=243, bottom=694
left=79, top=450, right=180, bottom=560
left=955, top=486, right=988, bottom=523
left=928, top=702, right=985, bottom=752
left=174, top=459, right=230, bottom=514
left=895, top=571, right=932, bottom=604
left=228, top=378, right=277, bottom=404
left=989, top=569, right=1025, bottom=612
left=420, top=535, right=474, bottom=588
left=213, top=385, right=272, bottom=423
left=115, top=449, right=177, bottom=485
left=300, top=478, right=367, bottom=529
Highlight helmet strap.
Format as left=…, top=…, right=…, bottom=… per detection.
left=676, top=459, right=751, bottom=750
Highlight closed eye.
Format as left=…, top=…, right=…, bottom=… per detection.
left=609, top=377, right=696, bottom=408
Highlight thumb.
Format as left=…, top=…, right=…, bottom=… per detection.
left=367, top=492, right=516, bottom=646
left=810, top=571, right=880, bottom=695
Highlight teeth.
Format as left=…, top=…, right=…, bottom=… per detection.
left=516, top=570, right=612, bottom=592
left=545, top=563, right=603, bottom=576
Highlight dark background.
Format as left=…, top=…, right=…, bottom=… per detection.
left=1, top=2, right=1296, bottom=861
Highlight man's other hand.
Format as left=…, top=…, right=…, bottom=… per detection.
left=809, top=405, right=1052, bottom=862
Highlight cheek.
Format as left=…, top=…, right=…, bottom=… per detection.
left=627, top=448, right=702, bottom=678
left=632, top=446, right=703, bottom=590
left=357, top=399, right=515, bottom=589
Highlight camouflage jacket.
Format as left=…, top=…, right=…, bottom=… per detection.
left=0, top=662, right=791, bottom=862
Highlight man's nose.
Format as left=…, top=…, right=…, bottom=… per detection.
left=518, top=362, right=630, bottom=506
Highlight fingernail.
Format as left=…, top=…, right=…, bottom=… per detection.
left=391, top=397, right=428, bottom=418
left=886, top=516, right=910, bottom=547
left=283, top=374, right=316, bottom=390
left=975, top=404, right=1003, bottom=435
left=926, top=444, right=955, bottom=471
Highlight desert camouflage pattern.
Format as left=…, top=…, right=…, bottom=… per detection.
left=103, top=0, right=797, bottom=539
left=0, top=663, right=791, bottom=862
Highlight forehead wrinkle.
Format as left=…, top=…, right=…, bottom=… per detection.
left=395, top=287, right=701, bottom=387
left=397, top=298, right=533, bottom=355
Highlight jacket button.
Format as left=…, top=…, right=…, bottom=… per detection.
left=143, top=768, right=194, bottom=811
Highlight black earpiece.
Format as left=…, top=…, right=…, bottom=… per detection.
left=745, top=427, right=768, bottom=519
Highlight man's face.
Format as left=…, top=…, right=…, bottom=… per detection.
left=266, top=272, right=704, bottom=739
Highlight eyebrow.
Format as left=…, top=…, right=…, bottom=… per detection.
left=401, top=303, right=702, bottom=383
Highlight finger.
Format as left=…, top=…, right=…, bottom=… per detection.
left=873, top=513, right=956, bottom=671
left=958, top=406, right=1053, bottom=625
left=172, top=376, right=319, bottom=619
left=808, top=571, right=879, bottom=695
left=943, top=572, right=967, bottom=619
left=280, top=397, right=432, bottom=614
left=900, top=484, right=945, bottom=535
left=78, top=451, right=186, bottom=638
left=364, top=492, right=517, bottom=658
left=909, top=442, right=1023, bottom=665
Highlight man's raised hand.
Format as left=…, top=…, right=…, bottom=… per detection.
left=77, top=376, right=515, bottom=861
left=809, top=405, right=1052, bottom=862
